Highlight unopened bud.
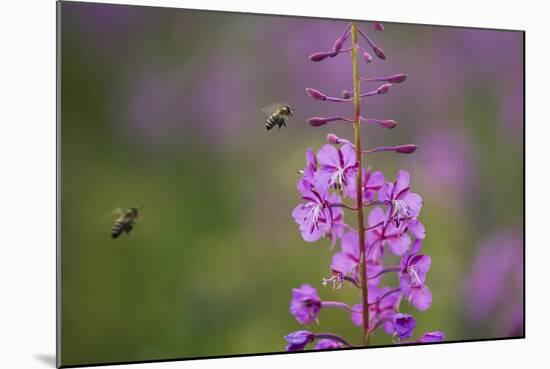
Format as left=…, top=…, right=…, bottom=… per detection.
left=377, top=83, right=392, bottom=94
left=307, top=117, right=328, bottom=127
left=306, top=88, right=327, bottom=101
left=309, top=52, right=329, bottom=62
left=327, top=133, right=340, bottom=144
left=396, top=144, right=418, bottom=154
left=373, top=22, right=385, bottom=31
left=388, top=74, right=408, bottom=83
left=373, top=46, right=386, bottom=60
left=333, top=37, right=344, bottom=52
left=363, top=51, right=373, bottom=63
left=381, top=119, right=397, bottom=129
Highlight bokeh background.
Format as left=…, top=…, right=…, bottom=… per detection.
left=59, top=2, right=524, bottom=366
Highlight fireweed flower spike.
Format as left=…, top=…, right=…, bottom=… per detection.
left=286, top=21, right=443, bottom=349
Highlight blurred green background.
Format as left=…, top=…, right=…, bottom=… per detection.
left=59, top=2, right=524, bottom=366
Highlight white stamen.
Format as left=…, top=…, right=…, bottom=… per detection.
left=329, top=168, right=345, bottom=189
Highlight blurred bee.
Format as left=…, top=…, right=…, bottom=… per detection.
left=111, top=207, right=142, bottom=239
left=262, top=103, right=294, bottom=130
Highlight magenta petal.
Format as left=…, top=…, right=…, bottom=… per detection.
left=317, top=144, right=340, bottom=168
left=366, top=260, right=383, bottom=286
left=331, top=252, right=355, bottom=275
left=409, top=238, right=423, bottom=255
left=394, top=170, right=410, bottom=196
left=408, top=219, right=426, bottom=239
left=367, top=171, right=385, bottom=189
left=340, top=231, right=360, bottom=257
left=300, top=224, right=324, bottom=243
left=410, top=287, right=432, bottom=311
left=387, top=232, right=411, bottom=256
left=414, top=254, right=432, bottom=276
left=351, top=303, right=363, bottom=326
left=378, top=182, right=393, bottom=203
left=313, top=170, right=333, bottom=193
left=368, top=207, right=386, bottom=227
left=404, top=192, right=423, bottom=216
left=417, top=331, right=445, bottom=343
left=292, top=204, right=308, bottom=223
left=340, top=143, right=357, bottom=168
left=305, top=148, right=317, bottom=170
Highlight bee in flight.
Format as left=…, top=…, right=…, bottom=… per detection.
left=111, top=207, right=142, bottom=239
left=262, top=103, right=294, bottom=130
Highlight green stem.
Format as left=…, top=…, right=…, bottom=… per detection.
left=351, top=22, right=370, bottom=346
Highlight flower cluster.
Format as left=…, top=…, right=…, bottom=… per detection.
left=285, top=22, right=444, bottom=351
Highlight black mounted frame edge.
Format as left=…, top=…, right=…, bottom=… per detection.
left=55, top=1, right=527, bottom=367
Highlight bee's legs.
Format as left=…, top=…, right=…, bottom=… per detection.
left=125, top=224, right=133, bottom=234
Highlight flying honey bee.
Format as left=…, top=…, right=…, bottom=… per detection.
left=110, top=207, right=142, bottom=239
left=262, top=103, right=294, bottom=130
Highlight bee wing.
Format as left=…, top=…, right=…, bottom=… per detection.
left=104, top=207, right=124, bottom=220
left=260, top=102, right=285, bottom=115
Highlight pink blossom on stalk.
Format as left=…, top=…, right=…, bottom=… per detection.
left=392, top=313, right=416, bottom=339
left=297, top=148, right=317, bottom=193
left=286, top=21, right=442, bottom=349
left=314, top=144, right=358, bottom=197
left=290, top=284, right=322, bottom=325
left=399, top=240, right=433, bottom=311
left=366, top=207, right=412, bottom=256
left=285, top=330, right=315, bottom=351
left=347, top=167, right=385, bottom=202
left=379, top=170, right=423, bottom=227
left=330, top=231, right=383, bottom=287
left=292, top=186, right=344, bottom=243
left=351, top=285, right=402, bottom=334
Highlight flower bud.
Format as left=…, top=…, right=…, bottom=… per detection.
left=363, top=51, right=373, bottom=63
left=327, top=133, right=340, bottom=144
left=381, top=119, right=397, bottom=129
left=309, top=52, right=329, bottom=62
left=333, top=37, right=345, bottom=52
left=306, top=88, right=327, bottom=101
left=396, top=144, right=418, bottom=154
left=373, top=22, right=385, bottom=31
left=341, top=89, right=352, bottom=99
left=377, top=83, right=392, bottom=94
left=307, top=117, right=328, bottom=126
left=388, top=74, right=408, bottom=83
left=373, top=46, right=386, bottom=60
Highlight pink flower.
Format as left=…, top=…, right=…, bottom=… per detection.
left=314, top=144, right=358, bottom=197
